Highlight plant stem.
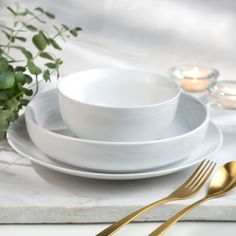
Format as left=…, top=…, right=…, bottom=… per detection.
left=1, top=51, right=15, bottom=60
left=0, top=24, right=26, bottom=32
left=33, top=51, right=40, bottom=60
left=34, top=75, right=39, bottom=95
left=52, top=28, right=68, bottom=39
left=8, top=77, right=46, bottom=103
left=3, top=10, right=44, bottom=54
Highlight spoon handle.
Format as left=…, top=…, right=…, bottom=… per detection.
left=149, top=198, right=207, bottom=236
left=96, top=196, right=175, bottom=236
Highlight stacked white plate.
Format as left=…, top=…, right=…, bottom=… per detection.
left=7, top=89, right=223, bottom=180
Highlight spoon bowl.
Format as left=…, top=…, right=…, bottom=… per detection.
left=207, top=161, right=236, bottom=197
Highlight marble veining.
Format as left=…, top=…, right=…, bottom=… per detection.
left=0, top=130, right=236, bottom=223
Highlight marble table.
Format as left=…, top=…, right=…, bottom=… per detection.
left=0, top=128, right=236, bottom=224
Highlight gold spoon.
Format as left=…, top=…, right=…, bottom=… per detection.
left=149, top=161, right=236, bottom=236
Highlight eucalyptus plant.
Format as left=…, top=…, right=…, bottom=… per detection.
left=0, top=3, right=81, bottom=139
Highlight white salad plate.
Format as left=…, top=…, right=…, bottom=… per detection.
left=7, top=116, right=222, bottom=180
left=24, top=90, right=209, bottom=173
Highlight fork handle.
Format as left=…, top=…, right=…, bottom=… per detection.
left=149, top=197, right=208, bottom=236
left=96, top=196, right=175, bottom=236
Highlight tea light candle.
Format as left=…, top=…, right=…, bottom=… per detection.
left=181, top=67, right=209, bottom=92
left=220, top=95, right=236, bottom=109
left=209, top=81, right=236, bottom=109
left=169, top=65, right=219, bottom=92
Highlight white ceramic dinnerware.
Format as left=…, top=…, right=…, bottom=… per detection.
left=25, top=89, right=209, bottom=173
left=7, top=116, right=222, bottom=180
left=57, top=69, right=181, bottom=141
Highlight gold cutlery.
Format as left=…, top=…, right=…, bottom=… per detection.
left=149, top=161, right=236, bottom=236
left=97, top=160, right=216, bottom=236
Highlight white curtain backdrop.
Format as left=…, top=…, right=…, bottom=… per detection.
left=0, top=0, right=236, bottom=78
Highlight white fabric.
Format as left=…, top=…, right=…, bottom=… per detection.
left=1, top=0, right=236, bottom=78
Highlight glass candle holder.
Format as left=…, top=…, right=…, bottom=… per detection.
left=209, top=80, right=236, bottom=109
left=207, top=102, right=236, bottom=133
left=169, top=65, right=219, bottom=92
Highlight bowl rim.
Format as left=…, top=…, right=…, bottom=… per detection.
left=25, top=89, right=209, bottom=146
left=57, top=68, right=181, bottom=110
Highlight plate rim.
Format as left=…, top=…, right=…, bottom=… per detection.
left=7, top=118, right=223, bottom=180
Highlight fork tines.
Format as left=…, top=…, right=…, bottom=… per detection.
left=184, top=159, right=216, bottom=192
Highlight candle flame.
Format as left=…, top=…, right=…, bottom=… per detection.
left=182, top=66, right=207, bottom=79
left=192, top=67, right=201, bottom=79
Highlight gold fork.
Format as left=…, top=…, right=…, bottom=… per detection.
left=149, top=161, right=236, bottom=236
left=97, top=160, right=216, bottom=236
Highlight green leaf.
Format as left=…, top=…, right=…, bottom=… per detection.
left=27, top=60, right=42, bottom=75
left=0, top=110, right=16, bottom=122
left=75, top=27, right=82, bottom=31
left=6, top=98, right=20, bottom=112
left=24, top=74, right=33, bottom=84
left=35, top=15, right=46, bottom=24
left=17, top=10, right=28, bottom=16
left=39, top=52, right=54, bottom=60
left=0, top=117, right=9, bottom=140
left=0, top=57, right=9, bottom=72
left=45, top=63, right=56, bottom=69
left=55, top=58, right=63, bottom=65
left=20, top=49, right=33, bottom=60
left=43, top=69, right=50, bottom=81
left=0, top=71, right=15, bottom=89
left=70, top=29, right=78, bottom=37
left=45, top=11, right=55, bottom=19
left=17, top=81, right=23, bottom=89
left=19, top=99, right=29, bottom=106
left=61, top=24, right=69, bottom=30
left=15, top=71, right=26, bottom=83
left=39, top=30, right=49, bottom=42
left=15, top=36, right=26, bottom=42
left=35, top=7, right=44, bottom=13
left=35, top=7, right=55, bottom=19
left=5, top=88, right=19, bottom=98
left=25, top=24, right=38, bottom=31
left=21, top=87, right=33, bottom=96
left=32, top=33, right=47, bottom=51
left=8, top=65, right=14, bottom=72
left=48, top=38, right=62, bottom=50
left=0, top=130, right=6, bottom=140
left=15, top=66, right=26, bottom=72
left=6, top=6, right=17, bottom=16
left=0, top=91, right=9, bottom=101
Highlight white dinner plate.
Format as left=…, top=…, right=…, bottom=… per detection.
left=7, top=116, right=223, bottom=180
left=24, top=90, right=209, bottom=173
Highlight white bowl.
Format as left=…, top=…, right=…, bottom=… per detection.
left=57, top=68, right=180, bottom=141
left=25, top=89, right=209, bottom=173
